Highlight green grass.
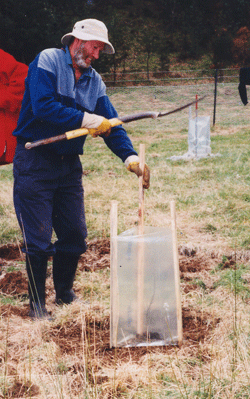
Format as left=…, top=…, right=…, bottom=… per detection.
left=0, top=296, right=21, bottom=306
left=213, top=264, right=250, bottom=300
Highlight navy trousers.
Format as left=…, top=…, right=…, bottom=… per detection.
left=13, top=142, right=87, bottom=257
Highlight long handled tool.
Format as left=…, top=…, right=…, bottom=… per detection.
left=25, top=95, right=206, bottom=149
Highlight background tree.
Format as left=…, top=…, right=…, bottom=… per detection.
left=139, top=22, right=161, bottom=80
left=1, top=0, right=250, bottom=70
left=232, top=26, right=250, bottom=65
left=212, top=28, right=233, bottom=68
left=0, top=0, right=58, bottom=64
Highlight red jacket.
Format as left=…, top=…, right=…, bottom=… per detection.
left=0, top=49, right=28, bottom=164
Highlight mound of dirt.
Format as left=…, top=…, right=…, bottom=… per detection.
left=7, top=380, right=40, bottom=398
left=0, top=244, right=23, bottom=261
left=179, top=253, right=213, bottom=275
left=78, top=238, right=110, bottom=271
left=47, top=305, right=220, bottom=366
left=0, top=271, right=28, bottom=296
left=0, top=304, right=30, bottom=319
left=49, top=315, right=110, bottom=355
left=182, top=308, right=220, bottom=342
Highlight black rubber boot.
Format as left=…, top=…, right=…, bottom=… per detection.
left=53, top=251, right=79, bottom=305
left=26, top=254, right=51, bottom=320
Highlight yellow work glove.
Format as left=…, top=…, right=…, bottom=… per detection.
left=125, top=155, right=150, bottom=189
left=82, top=112, right=113, bottom=137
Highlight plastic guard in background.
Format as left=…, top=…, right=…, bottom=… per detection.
left=0, top=49, right=28, bottom=165
left=188, top=115, right=211, bottom=158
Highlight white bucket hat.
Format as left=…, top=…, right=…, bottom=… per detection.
left=61, top=19, right=115, bottom=54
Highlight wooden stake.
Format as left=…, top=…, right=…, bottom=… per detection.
left=137, top=144, right=145, bottom=336
left=110, top=200, right=118, bottom=347
left=138, top=144, right=145, bottom=233
left=170, top=200, right=183, bottom=345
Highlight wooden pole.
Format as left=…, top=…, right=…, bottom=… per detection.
left=110, top=200, right=118, bottom=347
left=137, top=144, right=145, bottom=336
left=138, top=144, right=145, bottom=232
left=170, top=200, right=183, bottom=345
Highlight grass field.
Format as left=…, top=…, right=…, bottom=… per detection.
left=1, top=82, right=250, bottom=398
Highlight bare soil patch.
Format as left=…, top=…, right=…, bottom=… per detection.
left=78, top=238, right=110, bottom=271
left=0, top=303, right=30, bottom=319
left=0, top=271, right=28, bottom=296
left=179, top=254, right=211, bottom=275
left=182, top=307, right=220, bottom=342
left=48, top=306, right=220, bottom=367
left=0, top=243, right=23, bottom=261
left=7, top=380, right=40, bottom=398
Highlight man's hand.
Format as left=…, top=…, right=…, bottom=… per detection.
left=82, top=112, right=112, bottom=137
left=125, top=155, right=150, bottom=189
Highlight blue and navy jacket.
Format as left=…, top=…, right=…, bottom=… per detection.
left=13, top=46, right=137, bottom=160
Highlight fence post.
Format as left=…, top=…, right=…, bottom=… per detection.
left=213, top=69, right=218, bottom=126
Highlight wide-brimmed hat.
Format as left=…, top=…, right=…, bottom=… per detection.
left=61, top=19, right=115, bottom=54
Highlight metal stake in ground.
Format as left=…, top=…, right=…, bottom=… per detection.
left=195, top=94, right=198, bottom=157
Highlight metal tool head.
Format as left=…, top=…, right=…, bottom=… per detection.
left=158, top=95, right=207, bottom=117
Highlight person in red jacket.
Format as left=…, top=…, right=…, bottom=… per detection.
left=0, top=49, right=28, bottom=165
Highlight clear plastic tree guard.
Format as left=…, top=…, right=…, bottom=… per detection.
left=110, top=226, right=180, bottom=347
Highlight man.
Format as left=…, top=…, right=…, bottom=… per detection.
left=13, top=19, right=150, bottom=319
left=0, top=49, right=28, bottom=164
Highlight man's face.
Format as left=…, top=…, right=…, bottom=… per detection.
left=72, top=39, right=105, bottom=69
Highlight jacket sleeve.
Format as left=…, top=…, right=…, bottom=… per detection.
left=94, top=95, right=138, bottom=162
left=27, top=52, right=83, bottom=131
left=0, top=51, right=28, bottom=113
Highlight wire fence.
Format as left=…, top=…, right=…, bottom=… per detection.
left=102, top=68, right=240, bottom=87
left=106, top=68, right=248, bottom=131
